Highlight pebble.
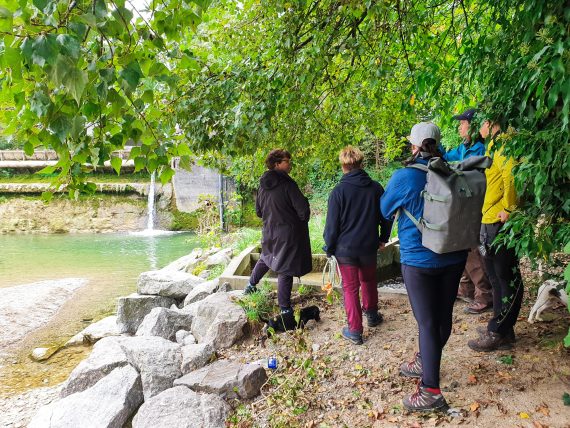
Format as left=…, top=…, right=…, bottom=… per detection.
left=0, top=385, right=61, bottom=428
left=312, top=344, right=320, bottom=353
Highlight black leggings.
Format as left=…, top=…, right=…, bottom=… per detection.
left=402, top=262, right=465, bottom=388
left=249, top=258, right=293, bottom=309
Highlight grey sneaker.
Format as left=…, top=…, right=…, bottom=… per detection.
left=468, top=330, right=513, bottom=352
left=364, top=311, right=383, bottom=328
left=403, top=383, right=448, bottom=412
left=400, top=352, right=422, bottom=378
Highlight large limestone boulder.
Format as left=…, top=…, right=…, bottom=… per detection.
left=161, top=248, right=204, bottom=272
left=135, top=307, right=194, bottom=341
left=61, top=337, right=128, bottom=397
left=132, top=386, right=229, bottom=428
left=183, top=278, right=220, bottom=306
left=188, top=292, right=247, bottom=349
left=174, top=360, right=267, bottom=399
left=30, top=365, right=143, bottom=428
left=204, top=248, right=233, bottom=267
left=180, top=343, right=216, bottom=374
left=118, top=336, right=182, bottom=400
left=65, top=316, right=121, bottom=346
left=116, top=294, right=176, bottom=334
left=137, top=270, right=204, bottom=299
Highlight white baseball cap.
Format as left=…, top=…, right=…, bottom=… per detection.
left=407, top=122, right=441, bottom=147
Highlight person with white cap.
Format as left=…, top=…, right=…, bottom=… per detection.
left=380, top=122, right=468, bottom=412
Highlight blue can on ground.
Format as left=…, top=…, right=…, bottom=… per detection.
left=268, top=357, right=278, bottom=370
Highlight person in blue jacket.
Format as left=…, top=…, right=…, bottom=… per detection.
left=442, top=108, right=485, bottom=161
left=443, top=108, right=493, bottom=315
left=380, top=122, right=468, bottom=412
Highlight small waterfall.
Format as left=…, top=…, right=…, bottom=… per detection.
left=146, top=172, right=156, bottom=231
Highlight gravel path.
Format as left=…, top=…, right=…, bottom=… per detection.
left=0, top=385, right=61, bottom=428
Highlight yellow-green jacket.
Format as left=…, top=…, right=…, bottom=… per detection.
left=482, top=139, right=517, bottom=224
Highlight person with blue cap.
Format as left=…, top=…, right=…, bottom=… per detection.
left=443, top=108, right=493, bottom=315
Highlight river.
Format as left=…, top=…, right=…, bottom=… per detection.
left=0, top=232, right=201, bottom=396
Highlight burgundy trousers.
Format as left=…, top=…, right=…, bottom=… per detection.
left=338, top=263, right=378, bottom=333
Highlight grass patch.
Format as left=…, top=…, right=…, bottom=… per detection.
left=207, top=264, right=226, bottom=279
left=232, top=227, right=262, bottom=252
left=235, top=280, right=275, bottom=322
left=309, top=213, right=325, bottom=254
left=170, top=209, right=199, bottom=231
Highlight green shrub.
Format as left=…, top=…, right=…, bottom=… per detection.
left=236, top=280, right=275, bottom=322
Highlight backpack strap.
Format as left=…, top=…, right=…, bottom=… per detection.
left=406, top=163, right=429, bottom=173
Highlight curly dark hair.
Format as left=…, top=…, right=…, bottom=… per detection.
left=265, top=149, right=291, bottom=170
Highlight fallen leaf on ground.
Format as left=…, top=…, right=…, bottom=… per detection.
left=519, top=412, right=530, bottom=419
left=536, top=403, right=550, bottom=416
left=467, top=374, right=478, bottom=385
left=470, top=402, right=480, bottom=412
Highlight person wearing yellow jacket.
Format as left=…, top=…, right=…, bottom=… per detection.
left=468, top=120, right=524, bottom=352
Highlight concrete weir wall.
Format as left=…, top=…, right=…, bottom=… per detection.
left=171, top=162, right=235, bottom=213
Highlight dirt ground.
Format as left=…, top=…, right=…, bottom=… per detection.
left=223, top=290, right=570, bottom=428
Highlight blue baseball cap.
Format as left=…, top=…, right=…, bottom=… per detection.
left=452, top=108, right=477, bottom=122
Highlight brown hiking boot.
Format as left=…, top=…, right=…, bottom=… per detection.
left=464, top=302, right=492, bottom=314
left=468, top=331, right=513, bottom=352
left=476, top=326, right=516, bottom=343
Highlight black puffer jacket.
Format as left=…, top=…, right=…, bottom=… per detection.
left=323, top=169, right=392, bottom=257
left=256, top=170, right=312, bottom=277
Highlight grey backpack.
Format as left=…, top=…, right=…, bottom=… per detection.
left=401, top=156, right=492, bottom=254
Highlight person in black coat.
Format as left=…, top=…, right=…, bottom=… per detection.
left=323, top=146, right=392, bottom=345
left=244, top=149, right=312, bottom=315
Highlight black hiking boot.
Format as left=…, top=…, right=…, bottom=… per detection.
left=243, top=282, right=258, bottom=295
left=364, top=310, right=384, bottom=328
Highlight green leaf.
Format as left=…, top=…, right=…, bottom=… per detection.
left=94, top=0, right=107, bottom=19
left=41, top=191, right=53, bottom=202
left=0, top=7, right=13, bottom=32
left=23, top=141, right=34, bottom=156
left=177, top=142, right=192, bottom=156
left=68, top=22, right=88, bottom=39
left=3, top=46, right=22, bottom=78
left=49, top=114, right=72, bottom=142
left=71, top=115, right=86, bottom=139
left=110, top=156, right=122, bottom=175
left=56, top=34, right=81, bottom=61
left=37, top=165, right=56, bottom=175
left=77, top=13, right=97, bottom=28
left=159, top=166, right=175, bottom=184
left=134, top=156, right=146, bottom=172
left=141, top=90, right=154, bottom=103
left=119, top=61, right=143, bottom=92
left=31, top=34, right=58, bottom=67
left=30, top=90, right=51, bottom=118
left=52, top=55, right=87, bottom=105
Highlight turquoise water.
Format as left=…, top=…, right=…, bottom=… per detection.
left=0, top=232, right=201, bottom=347
left=0, top=233, right=200, bottom=289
